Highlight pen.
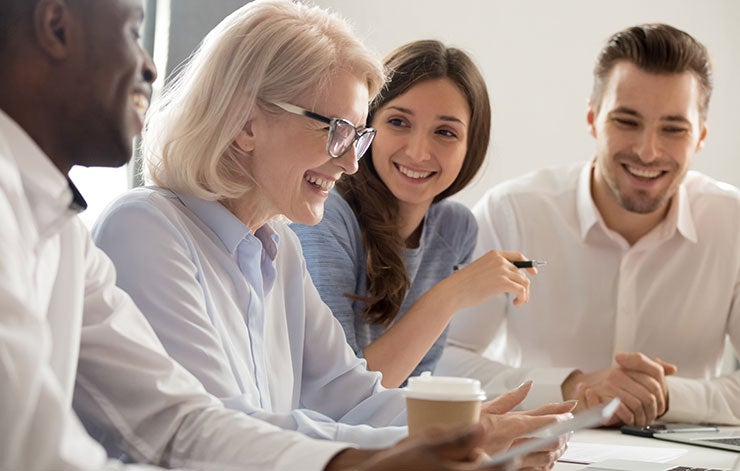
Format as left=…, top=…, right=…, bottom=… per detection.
left=512, top=260, right=547, bottom=269
left=453, top=260, right=547, bottom=271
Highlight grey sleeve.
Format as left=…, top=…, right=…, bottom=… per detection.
left=291, top=196, right=364, bottom=355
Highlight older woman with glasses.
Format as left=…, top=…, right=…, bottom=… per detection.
left=92, top=0, right=573, bottom=465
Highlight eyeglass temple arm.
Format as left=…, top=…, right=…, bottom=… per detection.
left=273, top=101, right=332, bottom=125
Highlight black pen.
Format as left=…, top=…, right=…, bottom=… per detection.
left=453, top=260, right=547, bottom=271
left=511, top=260, right=547, bottom=269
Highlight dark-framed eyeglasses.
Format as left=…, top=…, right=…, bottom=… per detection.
left=270, top=101, right=376, bottom=160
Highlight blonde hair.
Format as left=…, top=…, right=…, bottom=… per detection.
left=144, top=0, right=384, bottom=200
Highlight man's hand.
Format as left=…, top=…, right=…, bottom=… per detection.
left=327, top=425, right=520, bottom=470
left=561, top=352, right=677, bottom=426
left=477, top=381, right=576, bottom=469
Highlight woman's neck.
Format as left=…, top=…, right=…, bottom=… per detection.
left=398, top=201, right=431, bottom=248
left=221, top=190, right=275, bottom=234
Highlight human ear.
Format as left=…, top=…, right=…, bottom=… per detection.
left=696, top=123, right=708, bottom=151
left=34, top=0, right=72, bottom=60
left=586, top=102, right=597, bottom=138
left=234, top=119, right=256, bottom=153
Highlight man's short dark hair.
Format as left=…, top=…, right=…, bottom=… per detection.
left=591, top=23, right=713, bottom=118
left=0, top=0, right=38, bottom=59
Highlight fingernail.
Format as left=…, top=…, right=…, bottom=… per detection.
left=558, top=412, right=574, bottom=422
left=517, top=380, right=533, bottom=389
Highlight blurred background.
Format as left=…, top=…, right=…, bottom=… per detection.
left=72, top=0, right=740, bottom=225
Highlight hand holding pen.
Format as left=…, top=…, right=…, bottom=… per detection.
left=511, top=260, right=546, bottom=269
left=455, top=259, right=547, bottom=270
left=447, top=251, right=542, bottom=308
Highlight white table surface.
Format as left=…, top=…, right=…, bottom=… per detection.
left=554, top=428, right=740, bottom=470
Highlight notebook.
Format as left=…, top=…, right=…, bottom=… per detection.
left=481, top=398, right=621, bottom=466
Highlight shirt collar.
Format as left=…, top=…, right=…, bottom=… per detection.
left=576, top=160, right=697, bottom=244
left=177, top=194, right=250, bottom=253
left=176, top=193, right=280, bottom=256
left=576, top=161, right=599, bottom=241
left=671, top=183, right=698, bottom=243
left=67, top=177, right=88, bottom=213
left=0, top=109, right=84, bottom=234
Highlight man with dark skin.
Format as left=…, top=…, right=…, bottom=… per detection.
left=0, top=0, right=522, bottom=469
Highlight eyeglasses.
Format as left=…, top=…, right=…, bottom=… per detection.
left=270, top=101, right=376, bottom=160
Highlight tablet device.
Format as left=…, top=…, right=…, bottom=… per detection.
left=481, top=397, right=621, bottom=466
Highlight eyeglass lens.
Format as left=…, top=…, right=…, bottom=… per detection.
left=354, top=131, right=374, bottom=159
left=329, top=120, right=375, bottom=159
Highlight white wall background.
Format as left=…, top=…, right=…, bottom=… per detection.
left=314, top=0, right=740, bottom=208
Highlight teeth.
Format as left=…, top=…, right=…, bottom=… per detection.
left=398, top=164, right=433, bottom=179
left=131, top=93, right=149, bottom=115
left=305, top=175, right=334, bottom=191
left=626, top=165, right=662, bottom=179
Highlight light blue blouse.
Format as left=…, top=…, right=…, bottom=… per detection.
left=291, top=191, right=477, bottom=382
left=92, top=186, right=407, bottom=448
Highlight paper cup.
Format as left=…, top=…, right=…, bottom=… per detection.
left=403, top=372, right=486, bottom=436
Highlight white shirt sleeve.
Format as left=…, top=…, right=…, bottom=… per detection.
left=0, top=269, right=110, bottom=470
left=438, top=188, right=576, bottom=408
left=0, top=158, right=111, bottom=470
left=662, top=259, right=740, bottom=425
left=436, top=346, right=574, bottom=409
left=664, top=374, right=740, bottom=424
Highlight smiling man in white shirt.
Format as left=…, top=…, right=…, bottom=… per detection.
left=437, top=23, right=740, bottom=427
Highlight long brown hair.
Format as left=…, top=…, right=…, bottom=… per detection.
left=336, top=40, right=491, bottom=326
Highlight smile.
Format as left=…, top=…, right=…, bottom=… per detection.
left=396, top=163, right=434, bottom=180
left=305, top=174, right=335, bottom=191
left=131, top=92, right=149, bottom=118
left=624, top=165, right=665, bottom=179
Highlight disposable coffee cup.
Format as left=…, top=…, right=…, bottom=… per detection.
left=403, top=372, right=486, bottom=436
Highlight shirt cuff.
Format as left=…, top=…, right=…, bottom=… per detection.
left=661, top=376, right=709, bottom=423
left=275, top=439, right=356, bottom=471
left=336, top=424, right=407, bottom=449
left=663, top=375, right=740, bottom=425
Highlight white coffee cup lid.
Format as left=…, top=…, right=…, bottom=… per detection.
left=403, top=372, right=486, bottom=401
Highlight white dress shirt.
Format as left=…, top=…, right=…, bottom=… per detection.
left=91, top=187, right=407, bottom=448
left=0, top=109, right=350, bottom=470
left=437, top=161, right=740, bottom=424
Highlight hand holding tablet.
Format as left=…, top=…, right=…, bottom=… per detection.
left=481, top=398, right=621, bottom=467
